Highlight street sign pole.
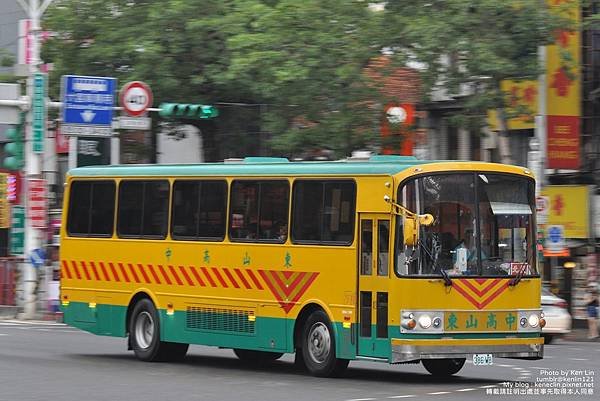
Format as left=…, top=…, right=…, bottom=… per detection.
left=16, top=0, right=55, bottom=319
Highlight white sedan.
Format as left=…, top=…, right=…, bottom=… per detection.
left=541, top=287, right=572, bottom=344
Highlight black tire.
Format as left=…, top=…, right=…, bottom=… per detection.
left=543, top=334, right=554, bottom=344
left=233, top=349, right=284, bottom=363
left=300, top=310, right=349, bottom=377
left=422, top=358, right=466, bottom=377
left=129, top=298, right=189, bottom=362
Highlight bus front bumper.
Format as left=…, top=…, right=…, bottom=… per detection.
left=391, top=337, right=544, bottom=363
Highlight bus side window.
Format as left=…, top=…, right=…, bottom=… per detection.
left=229, top=180, right=289, bottom=243
left=117, top=180, right=169, bottom=239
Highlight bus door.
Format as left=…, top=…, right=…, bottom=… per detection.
left=357, top=213, right=391, bottom=359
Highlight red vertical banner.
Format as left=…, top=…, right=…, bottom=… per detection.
left=547, top=116, right=580, bottom=169
left=29, top=179, right=47, bottom=229
left=55, top=126, right=69, bottom=154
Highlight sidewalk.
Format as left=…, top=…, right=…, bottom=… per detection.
left=559, top=328, right=600, bottom=343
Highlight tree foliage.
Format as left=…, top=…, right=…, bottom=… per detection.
left=41, top=0, right=385, bottom=159
left=383, top=0, right=570, bottom=135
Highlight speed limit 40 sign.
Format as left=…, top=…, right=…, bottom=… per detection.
left=119, top=81, right=153, bottom=116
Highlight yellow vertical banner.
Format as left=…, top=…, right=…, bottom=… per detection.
left=488, top=80, right=537, bottom=131
left=0, top=173, right=10, bottom=229
left=546, top=0, right=581, bottom=169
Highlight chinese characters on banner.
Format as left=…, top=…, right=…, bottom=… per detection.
left=29, top=179, right=47, bottom=229
left=546, top=0, right=581, bottom=169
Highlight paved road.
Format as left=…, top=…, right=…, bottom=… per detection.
left=0, top=320, right=597, bottom=401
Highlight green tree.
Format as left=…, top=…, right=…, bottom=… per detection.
left=383, top=0, right=571, bottom=163
left=41, top=0, right=386, bottom=160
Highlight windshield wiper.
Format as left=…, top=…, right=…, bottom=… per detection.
left=509, top=251, right=532, bottom=287
left=439, top=267, right=453, bottom=287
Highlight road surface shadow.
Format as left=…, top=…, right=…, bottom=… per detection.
left=68, top=352, right=501, bottom=385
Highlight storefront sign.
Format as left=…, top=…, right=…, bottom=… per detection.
left=0, top=173, right=9, bottom=228
left=541, top=185, right=590, bottom=239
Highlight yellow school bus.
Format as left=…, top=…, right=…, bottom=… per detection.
left=59, top=155, right=544, bottom=377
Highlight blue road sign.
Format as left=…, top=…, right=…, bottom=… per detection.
left=29, top=248, right=46, bottom=269
left=62, top=75, right=116, bottom=126
left=548, top=226, right=562, bottom=243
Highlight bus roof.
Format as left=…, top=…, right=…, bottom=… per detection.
left=67, top=156, right=528, bottom=178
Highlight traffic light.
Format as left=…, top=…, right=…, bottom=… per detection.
left=3, top=115, right=24, bottom=171
left=158, top=103, right=219, bottom=119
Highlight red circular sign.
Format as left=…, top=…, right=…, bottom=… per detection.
left=119, top=81, right=153, bottom=117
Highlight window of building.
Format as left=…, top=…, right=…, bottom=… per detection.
left=291, top=180, right=355, bottom=245
left=171, top=180, right=227, bottom=240
left=229, top=180, right=289, bottom=242
left=67, top=180, right=116, bottom=237
left=117, top=180, right=169, bottom=239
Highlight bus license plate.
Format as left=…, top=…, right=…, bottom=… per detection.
left=473, top=354, right=493, bottom=366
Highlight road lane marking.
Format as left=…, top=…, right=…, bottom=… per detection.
left=570, top=358, right=588, bottom=361
left=427, top=392, right=450, bottom=395
left=346, top=398, right=376, bottom=401
left=455, top=388, right=476, bottom=392
left=387, top=396, right=415, bottom=399
left=479, top=385, right=497, bottom=389
left=498, top=364, right=515, bottom=368
left=0, top=333, right=7, bottom=336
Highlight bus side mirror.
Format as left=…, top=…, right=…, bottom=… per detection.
left=404, top=217, right=418, bottom=247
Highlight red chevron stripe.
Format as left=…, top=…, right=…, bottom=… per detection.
left=89, top=261, right=100, bottom=281
left=71, top=261, right=81, bottom=280
left=109, top=263, right=120, bottom=282
left=452, top=282, right=483, bottom=309
left=128, top=263, right=141, bottom=283
left=270, top=271, right=289, bottom=297
left=158, top=265, right=172, bottom=285
left=459, top=278, right=502, bottom=297
left=61, top=260, right=72, bottom=279
left=168, top=265, right=183, bottom=285
left=289, top=272, right=319, bottom=305
left=211, top=267, right=228, bottom=288
left=478, top=280, right=510, bottom=309
left=223, top=268, right=240, bottom=288
left=99, top=262, right=110, bottom=281
left=178, top=266, right=194, bottom=286
left=80, top=261, right=91, bottom=280
left=234, top=269, right=252, bottom=289
left=258, top=270, right=281, bottom=301
left=147, top=264, right=161, bottom=284
left=119, top=263, right=131, bottom=282
left=282, top=271, right=294, bottom=280
left=137, top=264, right=151, bottom=284
left=246, top=269, right=263, bottom=290
left=190, top=266, right=206, bottom=286
left=200, top=267, right=216, bottom=287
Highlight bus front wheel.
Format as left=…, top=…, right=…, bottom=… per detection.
left=421, top=358, right=465, bottom=376
left=129, top=298, right=188, bottom=362
left=301, top=310, right=349, bottom=377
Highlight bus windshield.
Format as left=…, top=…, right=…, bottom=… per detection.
left=396, top=173, right=537, bottom=277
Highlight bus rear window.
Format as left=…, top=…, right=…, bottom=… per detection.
left=67, top=180, right=115, bottom=237
left=117, top=180, right=169, bottom=239
left=291, top=180, right=355, bottom=245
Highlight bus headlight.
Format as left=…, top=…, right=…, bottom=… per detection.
left=528, top=314, right=540, bottom=328
left=520, top=317, right=528, bottom=327
left=418, top=314, right=432, bottom=329
left=432, top=317, right=442, bottom=328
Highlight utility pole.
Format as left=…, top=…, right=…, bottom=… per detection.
left=16, top=0, right=54, bottom=319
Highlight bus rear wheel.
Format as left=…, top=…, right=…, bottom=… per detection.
left=129, top=298, right=188, bottom=362
left=301, top=310, right=349, bottom=377
left=233, top=349, right=283, bottom=363
left=421, top=358, right=465, bottom=377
